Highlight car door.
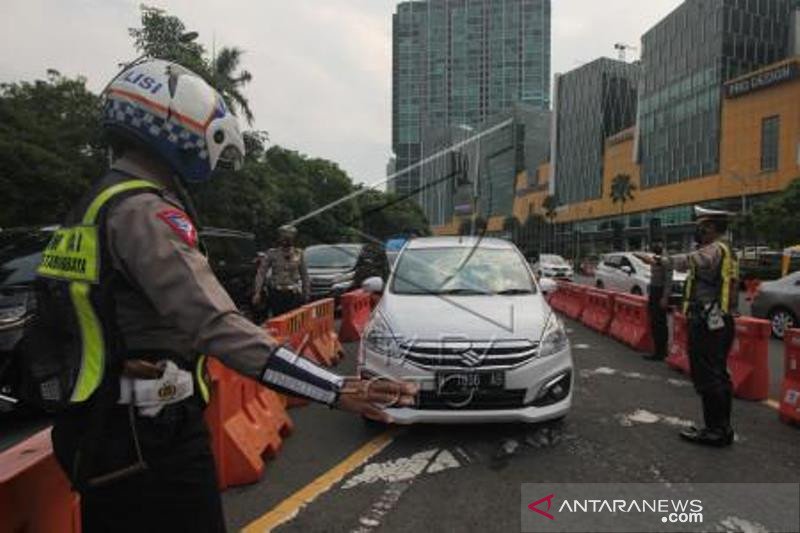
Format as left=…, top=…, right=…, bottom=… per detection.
left=598, top=254, right=621, bottom=290
left=618, top=256, right=636, bottom=293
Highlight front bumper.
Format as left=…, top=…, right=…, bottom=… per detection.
left=360, top=344, right=573, bottom=424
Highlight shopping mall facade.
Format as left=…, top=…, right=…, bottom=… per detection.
left=431, top=1, right=800, bottom=258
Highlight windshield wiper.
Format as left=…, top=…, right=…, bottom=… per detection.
left=437, top=288, right=489, bottom=295
left=495, top=288, right=534, bottom=295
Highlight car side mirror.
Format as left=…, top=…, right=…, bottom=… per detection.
left=362, top=276, right=384, bottom=294
left=539, top=278, right=557, bottom=295
left=621, top=266, right=633, bottom=275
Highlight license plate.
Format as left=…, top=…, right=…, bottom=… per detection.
left=435, top=371, right=505, bottom=395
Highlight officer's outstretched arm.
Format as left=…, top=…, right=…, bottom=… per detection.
left=106, top=194, right=353, bottom=406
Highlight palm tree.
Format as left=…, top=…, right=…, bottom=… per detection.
left=610, top=173, right=636, bottom=216
left=542, top=195, right=559, bottom=254
left=212, top=47, right=254, bottom=125
left=610, top=174, right=636, bottom=250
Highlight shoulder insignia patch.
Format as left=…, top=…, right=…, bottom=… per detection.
left=157, top=209, right=197, bottom=248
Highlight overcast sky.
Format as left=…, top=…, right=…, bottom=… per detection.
left=0, top=0, right=682, bottom=186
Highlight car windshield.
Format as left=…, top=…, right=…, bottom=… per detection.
left=541, top=254, right=567, bottom=266
left=304, top=245, right=362, bottom=269
left=0, top=231, right=51, bottom=287
left=391, top=247, right=535, bottom=296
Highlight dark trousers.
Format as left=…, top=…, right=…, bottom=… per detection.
left=270, top=289, right=303, bottom=317
left=648, top=286, right=669, bottom=358
left=52, top=398, right=226, bottom=533
left=687, top=313, right=735, bottom=432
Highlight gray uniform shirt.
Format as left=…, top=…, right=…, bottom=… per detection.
left=666, top=240, right=737, bottom=309
left=105, top=170, right=277, bottom=379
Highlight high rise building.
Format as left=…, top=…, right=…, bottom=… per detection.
left=552, top=58, right=640, bottom=206
left=639, top=0, right=796, bottom=188
left=391, top=0, right=551, bottom=197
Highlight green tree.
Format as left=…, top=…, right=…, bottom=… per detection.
left=610, top=173, right=636, bottom=216
left=0, top=70, right=106, bottom=227
left=750, top=179, right=800, bottom=248
left=542, top=194, right=559, bottom=253
left=211, top=47, right=254, bottom=125
left=356, top=188, right=430, bottom=242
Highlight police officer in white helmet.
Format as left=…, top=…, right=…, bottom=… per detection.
left=38, top=59, right=416, bottom=532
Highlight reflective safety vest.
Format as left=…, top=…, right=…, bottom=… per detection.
left=35, top=179, right=162, bottom=405
left=682, top=241, right=738, bottom=315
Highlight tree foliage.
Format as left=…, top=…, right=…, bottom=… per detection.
left=0, top=71, right=106, bottom=226
left=749, top=178, right=800, bottom=248
left=610, top=173, right=636, bottom=215
left=0, top=6, right=430, bottom=247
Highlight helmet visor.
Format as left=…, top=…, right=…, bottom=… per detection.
left=217, top=144, right=244, bottom=171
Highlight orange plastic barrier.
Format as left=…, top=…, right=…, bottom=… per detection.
left=267, top=309, right=316, bottom=407
left=580, top=288, right=615, bottom=334
left=727, top=317, right=770, bottom=400
left=302, top=298, right=342, bottom=367
left=666, top=313, right=691, bottom=375
left=204, top=359, right=294, bottom=490
left=0, top=428, right=81, bottom=533
left=548, top=282, right=586, bottom=320
left=339, top=289, right=373, bottom=342
left=607, top=294, right=654, bottom=353
left=780, top=329, right=800, bottom=425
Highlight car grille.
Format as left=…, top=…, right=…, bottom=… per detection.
left=399, top=340, right=539, bottom=369
left=310, top=278, right=334, bottom=294
left=416, top=389, right=527, bottom=410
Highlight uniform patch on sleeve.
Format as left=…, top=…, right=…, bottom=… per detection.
left=157, top=209, right=198, bottom=247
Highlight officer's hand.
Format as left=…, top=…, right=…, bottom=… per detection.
left=335, top=377, right=418, bottom=423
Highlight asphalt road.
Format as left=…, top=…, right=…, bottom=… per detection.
left=571, top=275, right=787, bottom=400
left=223, top=321, right=799, bottom=533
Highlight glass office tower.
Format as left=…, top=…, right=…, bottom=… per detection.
left=639, top=0, right=796, bottom=188
left=391, top=0, right=551, bottom=197
left=553, top=58, right=640, bottom=206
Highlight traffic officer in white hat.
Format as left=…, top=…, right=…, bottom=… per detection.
left=638, top=205, right=739, bottom=447
left=35, top=59, right=416, bottom=532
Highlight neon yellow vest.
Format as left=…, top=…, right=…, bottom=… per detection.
left=37, top=179, right=161, bottom=403
left=682, top=241, right=737, bottom=315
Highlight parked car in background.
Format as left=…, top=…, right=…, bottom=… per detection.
left=532, top=254, right=574, bottom=280
left=359, top=236, right=572, bottom=425
left=305, top=244, right=364, bottom=300
left=594, top=252, right=687, bottom=301
left=0, top=228, right=53, bottom=409
left=0, top=226, right=256, bottom=411
left=750, top=271, right=800, bottom=339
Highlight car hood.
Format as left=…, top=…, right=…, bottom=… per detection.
left=541, top=263, right=571, bottom=270
left=307, top=266, right=353, bottom=277
left=379, top=293, right=551, bottom=342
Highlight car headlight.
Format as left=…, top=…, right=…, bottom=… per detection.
left=539, top=312, right=569, bottom=357
left=0, top=304, right=27, bottom=325
left=363, top=312, right=401, bottom=357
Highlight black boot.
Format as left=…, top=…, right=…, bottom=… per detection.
left=679, top=426, right=732, bottom=447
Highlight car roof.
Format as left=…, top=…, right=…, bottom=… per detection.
left=305, top=243, right=364, bottom=250
left=405, top=236, right=516, bottom=250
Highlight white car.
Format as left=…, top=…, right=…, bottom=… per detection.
left=358, top=237, right=573, bottom=424
left=594, top=252, right=686, bottom=299
left=533, top=254, right=574, bottom=280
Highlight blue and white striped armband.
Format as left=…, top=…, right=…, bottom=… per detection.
left=260, top=347, right=344, bottom=406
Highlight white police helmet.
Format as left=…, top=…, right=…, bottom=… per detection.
left=102, top=59, right=245, bottom=182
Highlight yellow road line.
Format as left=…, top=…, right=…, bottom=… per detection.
left=243, top=428, right=401, bottom=533
left=763, top=399, right=780, bottom=411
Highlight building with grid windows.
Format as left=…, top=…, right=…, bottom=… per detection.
left=552, top=58, right=640, bottom=206
left=391, top=0, right=551, bottom=198
left=639, top=0, right=797, bottom=188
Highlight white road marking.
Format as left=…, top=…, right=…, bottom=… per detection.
left=351, top=482, right=411, bottom=533
left=718, top=516, right=770, bottom=533
left=573, top=343, right=591, bottom=350
left=348, top=448, right=462, bottom=532
left=343, top=448, right=462, bottom=489
left=427, top=450, right=460, bottom=474
left=581, top=367, right=692, bottom=387
left=616, top=409, right=694, bottom=428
